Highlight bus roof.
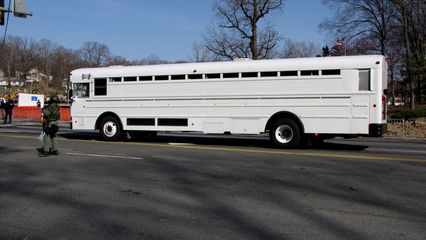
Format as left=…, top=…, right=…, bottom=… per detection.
left=71, top=55, right=385, bottom=79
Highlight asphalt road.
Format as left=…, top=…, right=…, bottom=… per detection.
left=0, top=122, right=425, bottom=240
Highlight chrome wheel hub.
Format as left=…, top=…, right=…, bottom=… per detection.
left=103, top=121, right=117, bottom=137
left=275, top=125, right=293, bottom=144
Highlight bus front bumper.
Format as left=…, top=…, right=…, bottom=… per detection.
left=369, top=123, right=387, bottom=137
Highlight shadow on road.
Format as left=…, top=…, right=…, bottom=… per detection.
left=59, top=132, right=368, bottom=151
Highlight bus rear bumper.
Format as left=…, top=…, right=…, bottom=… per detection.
left=369, top=123, right=387, bottom=137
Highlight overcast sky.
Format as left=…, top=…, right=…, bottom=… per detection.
left=4, top=0, right=333, bottom=61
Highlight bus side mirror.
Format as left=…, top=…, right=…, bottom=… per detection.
left=383, top=89, right=388, bottom=96
left=68, top=90, right=74, bottom=103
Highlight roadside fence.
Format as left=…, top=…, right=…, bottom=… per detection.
left=10, top=106, right=70, bottom=122
left=386, top=118, right=426, bottom=139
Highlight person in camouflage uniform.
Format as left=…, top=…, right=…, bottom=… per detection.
left=39, top=95, right=61, bottom=157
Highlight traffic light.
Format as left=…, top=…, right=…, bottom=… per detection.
left=0, top=0, right=5, bottom=26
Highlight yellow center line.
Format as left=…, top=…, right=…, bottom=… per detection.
left=2, top=133, right=426, bottom=163
left=122, top=141, right=426, bottom=163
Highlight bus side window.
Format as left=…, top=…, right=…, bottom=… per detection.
left=359, top=69, right=371, bottom=91
left=94, top=78, right=107, bottom=96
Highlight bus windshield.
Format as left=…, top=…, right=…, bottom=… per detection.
left=73, top=83, right=90, bottom=98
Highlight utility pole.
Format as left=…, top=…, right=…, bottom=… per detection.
left=0, top=0, right=32, bottom=26
left=0, top=0, right=5, bottom=25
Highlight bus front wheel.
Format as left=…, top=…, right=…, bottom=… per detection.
left=269, top=118, right=302, bottom=148
left=100, top=116, right=122, bottom=141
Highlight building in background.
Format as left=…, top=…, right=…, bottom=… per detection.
left=0, top=69, right=24, bottom=88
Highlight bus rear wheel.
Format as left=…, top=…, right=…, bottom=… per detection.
left=100, top=116, right=122, bottom=141
left=269, top=118, right=302, bottom=148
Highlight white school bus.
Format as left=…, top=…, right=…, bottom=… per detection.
left=69, top=55, right=387, bottom=148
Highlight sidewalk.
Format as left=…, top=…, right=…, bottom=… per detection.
left=0, top=119, right=70, bottom=128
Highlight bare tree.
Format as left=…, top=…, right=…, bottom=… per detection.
left=50, top=46, right=81, bottom=92
left=190, top=42, right=218, bottom=62
left=281, top=39, right=319, bottom=58
left=320, top=0, right=405, bottom=107
left=78, top=41, right=111, bottom=67
left=204, top=0, right=283, bottom=60
left=0, top=37, right=16, bottom=80
left=131, top=54, right=169, bottom=66
left=329, top=37, right=376, bottom=56
left=0, top=36, right=36, bottom=84
left=34, top=39, right=58, bottom=89
left=391, top=0, right=426, bottom=108
left=108, top=55, right=130, bottom=66
left=320, top=0, right=396, bottom=55
left=347, top=37, right=376, bottom=55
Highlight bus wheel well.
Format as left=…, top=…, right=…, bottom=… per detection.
left=266, top=111, right=305, bottom=134
left=96, top=112, right=122, bottom=130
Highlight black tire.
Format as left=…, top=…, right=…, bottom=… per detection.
left=269, top=118, right=302, bottom=148
left=100, top=116, right=122, bottom=141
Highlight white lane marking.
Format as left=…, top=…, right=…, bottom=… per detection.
left=0, top=129, right=27, bottom=133
left=65, top=152, right=143, bottom=160
left=168, top=143, right=196, bottom=146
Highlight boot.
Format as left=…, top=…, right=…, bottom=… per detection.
left=50, top=150, right=59, bottom=155
left=39, top=150, right=50, bottom=157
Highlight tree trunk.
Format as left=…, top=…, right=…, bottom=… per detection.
left=410, top=82, right=416, bottom=109
left=401, top=3, right=416, bottom=109
left=251, top=0, right=258, bottom=60
left=390, top=61, right=396, bottom=105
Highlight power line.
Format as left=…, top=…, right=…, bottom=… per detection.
left=0, top=0, right=33, bottom=49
